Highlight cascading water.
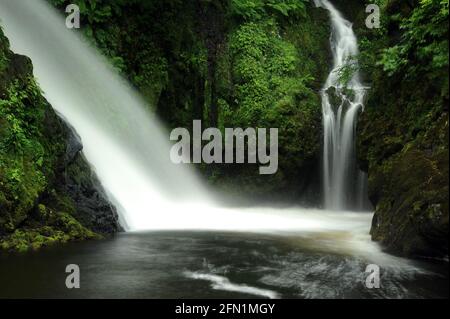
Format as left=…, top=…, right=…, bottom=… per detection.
left=0, top=0, right=375, bottom=233
left=314, top=0, right=370, bottom=211
left=0, top=0, right=372, bottom=229
left=0, top=0, right=214, bottom=230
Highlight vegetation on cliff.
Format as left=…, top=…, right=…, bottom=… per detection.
left=48, top=0, right=330, bottom=201
left=0, top=28, right=120, bottom=252
left=354, top=0, right=449, bottom=258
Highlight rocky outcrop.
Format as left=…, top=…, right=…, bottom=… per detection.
left=61, top=124, right=122, bottom=234
left=354, top=0, right=449, bottom=259
left=359, top=110, right=448, bottom=258
left=0, top=27, right=121, bottom=251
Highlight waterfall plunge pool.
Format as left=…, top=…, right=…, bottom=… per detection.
left=0, top=210, right=448, bottom=299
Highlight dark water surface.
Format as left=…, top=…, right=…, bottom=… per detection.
left=0, top=231, right=448, bottom=299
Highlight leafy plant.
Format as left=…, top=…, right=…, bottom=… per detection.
left=335, top=56, right=359, bottom=86
left=230, top=0, right=307, bottom=20
left=379, top=0, right=449, bottom=79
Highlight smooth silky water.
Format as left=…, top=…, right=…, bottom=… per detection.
left=0, top=0, right=448, bottom=298
left=315, top=0, right=370, bottom=211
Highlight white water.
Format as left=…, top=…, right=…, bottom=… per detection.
left=0, top=0, right=216, bottom=230
left=315, top=0, right=369, bottom=211
left=184, top=272, right=281, bottom=299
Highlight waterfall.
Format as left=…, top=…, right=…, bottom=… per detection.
left=0, top=0, right=213, bottom=230
left=0, top=0, right=373, bottom=234
left=315, top=0, right=369, bottom=211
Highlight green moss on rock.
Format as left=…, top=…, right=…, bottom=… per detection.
left=0, top=28, right=57, bottom=234
left=0, top=210, right=100, bottom=252
left=0, top=26, right=120, bottom=252
left=201, top=3, right=330, bottom=201
left=355, top=0, right=449, bottom=258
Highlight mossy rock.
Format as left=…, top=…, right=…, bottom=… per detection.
left=369, top=147, right=448, bottom=257
left=0, top=203, right=100, bottom=252
left=1, top=26, right=120, bottom=251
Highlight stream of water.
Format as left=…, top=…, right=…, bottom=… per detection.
left=315, top=0, right=370, bottom=211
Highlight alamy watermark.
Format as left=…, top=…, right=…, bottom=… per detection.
left=170, top=121, right=279, bottom=175
left=65, top=4, right=80, bottom=29
left=365, top=264, right=380, bottom=289
left=65, top=264, right=80, bottom=289
left=366, top=4, right=381, bottom=29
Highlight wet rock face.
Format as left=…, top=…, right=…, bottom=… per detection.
left=357, top=76, right=449, bottom=260
left=367, top=146, right=449, bottom=258
left=61, top=124, right=123, bottom=234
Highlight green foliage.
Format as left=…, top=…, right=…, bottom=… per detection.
left=49, top=0, right=119, bottom=24
left=208, top=11, right=327, bottom=195
left=335, top=56, right=359, bottom=86
left=230, top=0, right=307, bottom=20
left=0, top=80, right=45, bottom=153
left=0, top=76, right=51, bottom=232
left=378, top=45, right=408, bottom=76
left=230, top=0, right=265, bottom=20
left=0, top=207, right=99, bottom=252
left=0, top=27, right=9, bottom=73
left=225, top=20, right=306, bottom=126
left=48, top=0, right=204, bottom=108
left=379, top=0, right=449, bottom=80
left=0, top=50, right=7, bottom=74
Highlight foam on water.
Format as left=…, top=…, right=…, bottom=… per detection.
left=184, top=271, right=281, bottom=299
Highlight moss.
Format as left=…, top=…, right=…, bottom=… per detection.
left=1, top=27, right=110, bottom=251
left=0, top=206, right=100, bottom=252
left=363, top=111, right=449, bottom=258
left=0, top=27, right=9, bottom=74
left=1, top=29, right=50, bottom=232
left=0, top=225, right=99, bottom=252
left=201, top=4, right=329, bottom=200
left=0, top=75, right=60, bottom=232
left=351, top=0, right=449, bottom=258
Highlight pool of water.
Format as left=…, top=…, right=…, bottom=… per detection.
left=0, top=231, right=447, bottom=299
